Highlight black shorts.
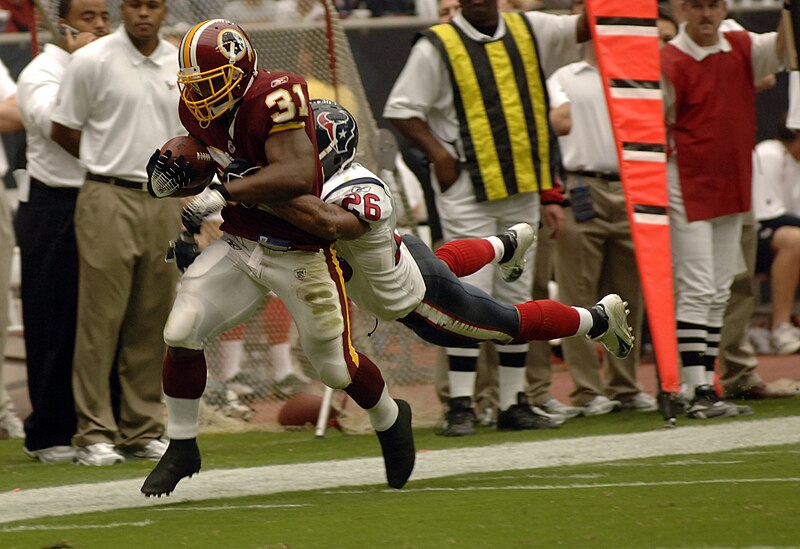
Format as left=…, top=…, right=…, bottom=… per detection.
left=756, top=215, right=800, bottom=274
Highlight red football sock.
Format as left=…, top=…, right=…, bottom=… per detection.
left=162, top=349, right=207, bottom=399
left=435, top=239, right=496, bottom=277
left=514, top=300, right=581, bottom=341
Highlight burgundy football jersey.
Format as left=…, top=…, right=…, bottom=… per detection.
left=180, top=69, right=328, bottom=247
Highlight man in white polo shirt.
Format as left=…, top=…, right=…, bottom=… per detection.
left=51, top=0, right=183, bottom=466
left=546, top=39, right=656, bottom=418
left=16, top=0, right=110, bottom=464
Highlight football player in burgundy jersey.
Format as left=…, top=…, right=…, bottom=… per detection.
left=143, top=20, right=414, bottom=496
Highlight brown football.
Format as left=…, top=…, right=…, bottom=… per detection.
left=277, top=393, right=339, bottom=428
left=159, top=135, right=215, bottom=191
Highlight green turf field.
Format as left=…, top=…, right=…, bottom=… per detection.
left=2, top=399, right=799, bottom=548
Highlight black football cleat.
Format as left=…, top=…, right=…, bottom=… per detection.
left=497, top=392, right=562, bottom=430
left=141, top=438, right=201, bottom=497
left=439, top=396, right=477, bottom=437
left=376, top=399, right=415, bottom=489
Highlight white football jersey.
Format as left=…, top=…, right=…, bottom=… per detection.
left=322, top=163, right=426, bottom=321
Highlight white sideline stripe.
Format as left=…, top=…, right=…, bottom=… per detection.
left=2, top=520, right=153, bottom=532
left=152, top=503, right=309, bottom=512
left=14, top=477, right=799, bottom=534
left=1, top=416, right=799, bottom=524
left=323, top=477, right=800, bottom=495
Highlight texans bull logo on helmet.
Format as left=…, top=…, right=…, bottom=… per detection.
left=311, top=98, right=359, bottom=179
left=316, top=111, right=356, bottom=157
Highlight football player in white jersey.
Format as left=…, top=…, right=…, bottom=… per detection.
left=268, top=100, right=636, bottom=432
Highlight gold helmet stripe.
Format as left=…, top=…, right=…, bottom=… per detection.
left=181, top=19, right=218, bottom=70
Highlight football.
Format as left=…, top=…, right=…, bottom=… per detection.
left=159, top=135, right=216, bottom=192
left=277, top=393, right=339, bottom=429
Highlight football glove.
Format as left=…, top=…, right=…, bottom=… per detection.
left=146, top=149, right=193, bottom=198
left=165, top=231, right=200, bottom=272
left=181, top=183, right=231, bottom=234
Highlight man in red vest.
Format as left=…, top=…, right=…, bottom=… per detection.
left=660, top=0, right=786, bottom=419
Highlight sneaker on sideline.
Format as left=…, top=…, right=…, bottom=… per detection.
left=73, top=442, right=125, bottom=466
left=497, top=393, right=561, bottom=430
left=540, top=397, right=582, bottom=419
left=686, top=385, right=740, bottom=420
left=731, top=403, right=755, bottom=416
left=497, top=223, right=535, bottom=282
left=530, top=405, right=566, bottom=426
left=439, top=396, right=476, bottom=437
left=272, top=373, right=310, bottom=400
left=771, top=323, right=800, bottom=355
left=478, top=406, right=496, bottom=427
left=24, top=445, right=76, bottom=463
left=219, top=390, right=255, bottom=421
left=0, top=413, right=24, bottom=439
left=619, top=392, right=658, bottom=412
left=225, top=379, right=257, bottom=401
left=747, top=326, right=773, bottom=355
left=590, top=294, right=634, bottom=359
left=581, top=395, right=621, bottom=416
left=118, top=439, right=168, bottom=461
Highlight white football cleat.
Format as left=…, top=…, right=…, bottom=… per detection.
left=498, top=223, right=536, bottom=282
left=590, top=294, right=634, bottom=359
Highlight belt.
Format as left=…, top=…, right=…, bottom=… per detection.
left=257, top=235, right=324, bottom=253
left=573, top=170, right=620, bottom=182
left=258, top=235, right=293, bottom=252
left=30, top=177, right=79, bottom=195
left=87, top=173, right=147, bottom=191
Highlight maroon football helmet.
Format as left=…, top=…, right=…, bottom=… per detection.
left=177, top=19, right=258, bottom=124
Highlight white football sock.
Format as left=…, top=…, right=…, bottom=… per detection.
left=166, top=396, right=200, bottom=439
left=368, top=386, right=399, bottom=432
left=573, top=307, right=594, bottom=337
left=485, top=235, right=505, bottom=263
left=448, top=370, right=477, bottom=399
left=683, top=365, right=707, bottom=397
left=498, top=365, right=526, bottom=410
